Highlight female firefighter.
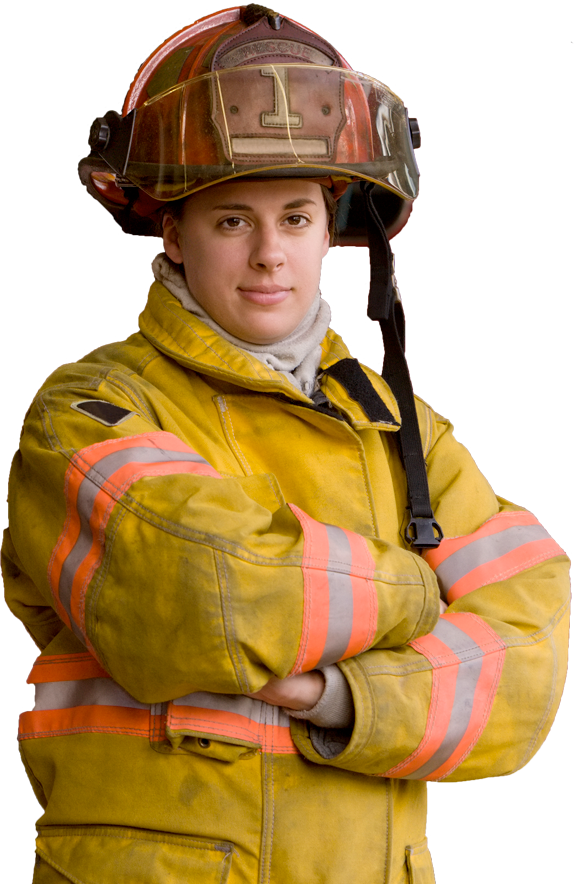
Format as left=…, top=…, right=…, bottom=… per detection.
left=2, top=6, right=570, bottom=884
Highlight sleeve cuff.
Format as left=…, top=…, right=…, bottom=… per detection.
left=285, top=665, right=355, bottom=728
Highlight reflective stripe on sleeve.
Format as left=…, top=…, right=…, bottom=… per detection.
left=423, top=510, right=565, bottom=603
left=20, top=653, right=298, bottom=754
left=384, top=612, right=506, bottom=781
left=288, top=504, right=378, bottom=675
left=47, top=432, right=222, bottom=645
left=27, top=652, right=109, bottom=684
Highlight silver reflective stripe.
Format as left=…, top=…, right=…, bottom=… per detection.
left=268, top=704, right=291, bottom=729
left=59, top=445, right=210, bottom=628
left=435, top=524, right=551, bottom=592
left=172, top=691, right=291, bottom=728
left=407, top=658, right=483, bottom=780
left=317, top=525, right=354, bottom=667
left=433, top=618, right=484, bottom=663
left=173, top=691, right=265, bottom=721
left=172, top=691, right=290, bottom=727
left=33, top=680, right=291, bottom=730
left=406, top=619, right=484, bottom=780
left=34, top=678, right=148, bottom=711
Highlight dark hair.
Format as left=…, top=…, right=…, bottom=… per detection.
left=320, top=185, right=338, bottom=245
left=163, top=182, right=338, bottom=244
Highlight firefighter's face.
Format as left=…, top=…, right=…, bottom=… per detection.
left=162, top=179, right=330, bottom=345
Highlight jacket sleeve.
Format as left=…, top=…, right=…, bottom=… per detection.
left=3, top=369, right=440, bottom=704
left=291, top=407, right=570, bottom=781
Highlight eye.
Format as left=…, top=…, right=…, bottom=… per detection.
left=219, top=216, right=247, bottom=230
left=285, top=214, right=309, bottom=227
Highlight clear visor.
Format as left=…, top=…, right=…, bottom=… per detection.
left=124, top=64, right=419, bottom=201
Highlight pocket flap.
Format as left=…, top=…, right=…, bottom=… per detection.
left=406, top=837, right=436, bottom=884
left=36, top=825, right=233, bottom=884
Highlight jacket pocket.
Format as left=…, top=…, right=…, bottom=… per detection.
left=33, top=825, right=234, bottom=884
left=405, top=837, right=436, bottom=884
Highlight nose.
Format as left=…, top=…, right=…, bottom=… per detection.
left=249, top=224, right=286, bottom=272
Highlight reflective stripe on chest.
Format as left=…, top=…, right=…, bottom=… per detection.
left=20, top=653, right=299, bottom=755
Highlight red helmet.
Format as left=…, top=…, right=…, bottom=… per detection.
left=79, top=5, right=420, bottom=240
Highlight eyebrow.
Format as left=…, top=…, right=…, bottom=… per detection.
left=211, top=198, right=318, bottom=211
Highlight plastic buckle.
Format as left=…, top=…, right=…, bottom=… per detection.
left=405, top=514, right=443, bottom=549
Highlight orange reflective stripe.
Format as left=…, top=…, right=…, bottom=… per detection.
left=342, top=531, right=379, bottom=661
left=19, top=706, right=151, bottom=739
left=48, top=431, right=222, bottom=646
left=48, top=466, right=84, bottom=630
left=423, top=510, right=564, bottom=603
left=168, top=703, right=298, bottom=754
left=27, top=653, right=109, bottom=684
left=288, top=504, right=378, bottom=674
left=290, top=512, right=331, bottom=674
left=260, top=725, right=298, bottom=754
left=169, top=705, right=270, bottom=740
left=384, top=612, right=506, bottom=781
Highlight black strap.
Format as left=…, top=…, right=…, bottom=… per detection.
left=362, top=182, right=442, bottom=549
left=323, top=358, right=398, bottom=426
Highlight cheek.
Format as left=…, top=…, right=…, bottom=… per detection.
left=195, top=236, right=244, bottom=272
left=181, top=238, right=246, bottom=308
left=181, top=236, right=223, bottom=281
left=296, top=237, right=326, bottom=283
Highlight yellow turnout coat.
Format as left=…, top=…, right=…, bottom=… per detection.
left=3, top=280, right=570, bottom=884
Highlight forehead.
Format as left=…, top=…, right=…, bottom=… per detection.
left=183, top=178, right=324, bottom=214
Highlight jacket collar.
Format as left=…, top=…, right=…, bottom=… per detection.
left=139, top=281, right=401, bottom=430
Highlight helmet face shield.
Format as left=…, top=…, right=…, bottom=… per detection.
left=120, top=65, right=419, bottom=202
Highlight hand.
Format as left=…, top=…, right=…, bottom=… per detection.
left=246, top=671, right=325, bottom=710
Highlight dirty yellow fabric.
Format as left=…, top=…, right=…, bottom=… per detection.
left=3, top=281, right=570, bottom=884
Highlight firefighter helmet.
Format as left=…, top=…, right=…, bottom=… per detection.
left=79, top=5, right=420, bottom=240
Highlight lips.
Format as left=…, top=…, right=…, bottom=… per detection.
left=238, top=286, right=291, bottom=305
left=241, top=285, right=286, bottom=293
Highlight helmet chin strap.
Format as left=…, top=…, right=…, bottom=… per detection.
left=362, top=181, right=443, bottom=549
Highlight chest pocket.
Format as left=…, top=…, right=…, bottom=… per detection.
left=215, top=393, right=377, bottom=535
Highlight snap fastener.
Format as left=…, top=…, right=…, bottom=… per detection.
left=198, top=738, right=211, bottom=748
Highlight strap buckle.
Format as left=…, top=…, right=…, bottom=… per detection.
left=405, top=513, right=444, bottom=549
